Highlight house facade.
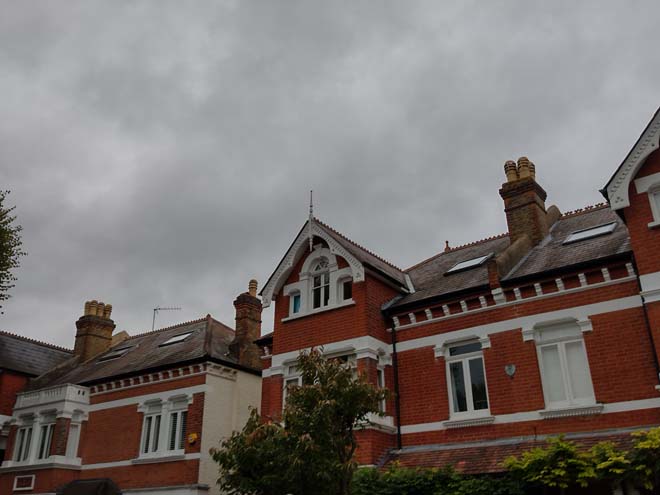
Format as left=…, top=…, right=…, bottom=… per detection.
left=0, top=281, right=264, bottom=495
left=258, top=108, right=660, bottom=471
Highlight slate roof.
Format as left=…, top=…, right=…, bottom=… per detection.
left=389, top=205, right=631, bottom=310
left=0, top=331, right=73, bottom=376
left=28, top=315, right=255, bottom=390
left=385, top=430, right=637, bottom=474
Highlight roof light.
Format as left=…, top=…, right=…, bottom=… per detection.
left=159, top=331, right=194, bottom=347
left=445, top=254, right=492, bottom=275
left=563, top=222, right=617, bottom=244
left=98, top=347, right=132, bottom=362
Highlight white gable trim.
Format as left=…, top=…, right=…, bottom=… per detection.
left=607, top=110, right=660, bottom=210
left=261, top=221, right=365, bottom=308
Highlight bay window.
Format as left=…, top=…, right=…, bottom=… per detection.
left=446, top=341, right=489, bottom=418
left=36, top=421, right=55, bottom=460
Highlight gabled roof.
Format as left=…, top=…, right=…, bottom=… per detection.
left=28, top=315, right=257, bottom=390
left=388, top=205, right=631, bottom=311
left=603, top=106, right=660, bottom=209
left=0, top=331, right=73, bottom=376
left=260, top=218, right=408, bottom=307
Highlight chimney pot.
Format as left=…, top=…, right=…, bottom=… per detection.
left=517, top=156, right=531, bottom=178
left=75, top=299, right=116, bottom=361
left=504, top=160, right=518, bottom=182
left=84, top=301, right=91, bottom=316
left=96, top=302, right=105, bottom=317
left=103, top=304, right=112, bottom=319
left=248, top=279, right=258, bottom=297
left=529, top=161, right=536, bottom=180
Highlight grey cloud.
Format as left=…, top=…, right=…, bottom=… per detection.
left=1, top=0, right=659, bottom=346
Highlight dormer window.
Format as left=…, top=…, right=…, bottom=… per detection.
left=445, top=254, right=492, bottom=275
left=312, top=258, right=330, bottom=309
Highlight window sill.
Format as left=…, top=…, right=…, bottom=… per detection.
left=132, top=451, right=185, bottom=464
left=361, top=414, right=396, bottom=433
left=539, top=404, right=603, bottom=419
left=281, top=299, right=355, bottom=322
left=0, top=457, right=82, bottom=472
left=443, top=415, right=495, bottom=429
left=648, top=220, right=660, bottom=229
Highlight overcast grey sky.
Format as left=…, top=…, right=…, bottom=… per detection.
left=1, top=1, right=659, bottom=348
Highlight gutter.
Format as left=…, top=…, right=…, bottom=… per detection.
left=389, top=316, right=403, bottom=450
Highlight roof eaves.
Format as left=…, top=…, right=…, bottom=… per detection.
left=0, top=330, right=73, bottom=354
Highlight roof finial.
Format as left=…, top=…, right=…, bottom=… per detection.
left=444, top=240, right=451, bottom=252
left=308, top=190, right=314, bottom=252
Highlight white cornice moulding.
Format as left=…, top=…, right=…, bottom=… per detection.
left=635, top=171, right=660, bottom=193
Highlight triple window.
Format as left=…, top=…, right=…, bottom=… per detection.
left=140, top=399, right=189, bottom=456
left=446, top=341, right=489, bottom=417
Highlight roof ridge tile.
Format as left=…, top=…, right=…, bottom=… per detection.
left=314, top=217, right=403, bottom=272
left=0, top=330, right=73, bottom=353
left=125, top=316, right=214, bottom=340
left=560, top=203, right=609, bottom=219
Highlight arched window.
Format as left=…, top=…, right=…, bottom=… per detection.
left=311, top=258, right=330, bottom=309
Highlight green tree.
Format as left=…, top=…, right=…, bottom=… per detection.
left=0, top=191, right=25, bottom=312
left=212, top=348, right=388, bottom=495
left=630, top=427, right=660, bottom=492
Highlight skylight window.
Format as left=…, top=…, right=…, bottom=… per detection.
left=159, top=331, right=194, bottom=347
left=445, top=254, right=492, bottom=275
left=98, top=347, right=132, bottom=362
left=563, top=222, right=617, bottom=244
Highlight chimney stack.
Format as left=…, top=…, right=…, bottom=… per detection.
left=231, top=280, right=263, bottom=370
left=74, top=300, right=116, bottom=361
left=499, top=157, right=549, bottom=246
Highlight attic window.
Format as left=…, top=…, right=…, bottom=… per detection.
left=563, top=222, right=616, bottom=245
left=98, top=347, right=132, bottom=362
left=159, top=332, right=194, bottom=347
left=445, top=254, right=492, bottom=275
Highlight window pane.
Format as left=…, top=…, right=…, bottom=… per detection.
left=540, top=345, right=566, bottom=403
left=653, top=191, right=660, bottom=212
left=469, top=358, right=488, bottom=410
left=180, top=411, right=187, bottom=450
left=23, top=428, right=32, bottom=461
left=15, top=429, right=25, bottom=461
left=313, top=288, right=321, bottom=308
left=152, top=415, right=161, bottom=452
left=143, top=417, right=152, bottom=453
left=565, top=341, right=593, bottom=400
left=292, top=294, right=301, bottom=313
left=169, top=413, right=178, bottom=450
left=313, top=275, right=321, bottom=288
left=38, top=425, right=48, bottom=459
left=323, top=286, right=329, bottom=306
left=323, top=273, right=329, bottom=284
left=449, top=342, right=482, bottom=356
left=343, top=281, right=352, bottom=300
left=449, top=362, right=468, bottom=412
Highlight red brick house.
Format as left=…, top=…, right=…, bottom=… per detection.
left=257, top=108, right=660, bottom=471
left=0, top=333, right=73, bottom=463
left=0, top=281, right=263, bottom=495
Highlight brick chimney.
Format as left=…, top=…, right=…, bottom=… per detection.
left=74, top=300, right=116, bottom=361
left=231, top=280, right=262, bottom=370
left=499, top=157, right=549, bottom=246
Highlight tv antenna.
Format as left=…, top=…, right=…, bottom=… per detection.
left=152, top=306, right=182, bottom=330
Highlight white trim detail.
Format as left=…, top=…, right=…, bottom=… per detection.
left=539, top=404, right=604, bottom=419
left=13, top=474, right=35, bottom=491
left=443, top=416, right=495, bottom=429
left=89, top=385, right=207, bottom=412
left=640, top=271, right=660, bottom=304
left=260, top=221, right=366, bottom=308
left=635, top=171, right=660, bottom=194
left=400, top=396, right=660, bottom=434
left=79, top=453, right=201, bottom=470
left=607, top=110, right=660, bottom=210
left=395, top=295, right=642, bottom=354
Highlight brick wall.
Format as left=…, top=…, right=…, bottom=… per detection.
left=0, top=371, right=29, bottom=416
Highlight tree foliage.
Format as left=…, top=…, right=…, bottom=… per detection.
left=0, top=191, right=25, bottom=312
left=212, top=348, right=388, bottom=495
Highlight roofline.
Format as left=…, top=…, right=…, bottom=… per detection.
left=384, top=283, right=491, bottom=314
left=79, top=355, right=261, bottom=386
left=0, top=330, right=73, bottom=354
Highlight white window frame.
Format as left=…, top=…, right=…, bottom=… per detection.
left=535, top=327, right=596, bottom=410
left=13, top=426, right=33, bottom=462
left=445, top=341, right=490, bottom=420
left=311, top=258, right=330, bottom=309
left=338, top=276, right=354, bottom=303
left=282, top=246, right=355, bottom=321
left=282, top=365, right=302, bottom=408
left=137, top=395, right=192, bottom=460
left=167, top=407, right=188, bottom=452
left=140, top=409, right=162, bottom=455
left=376, top=366, right=386, bottom=414
left=36, top=421, right=55, bottom=460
